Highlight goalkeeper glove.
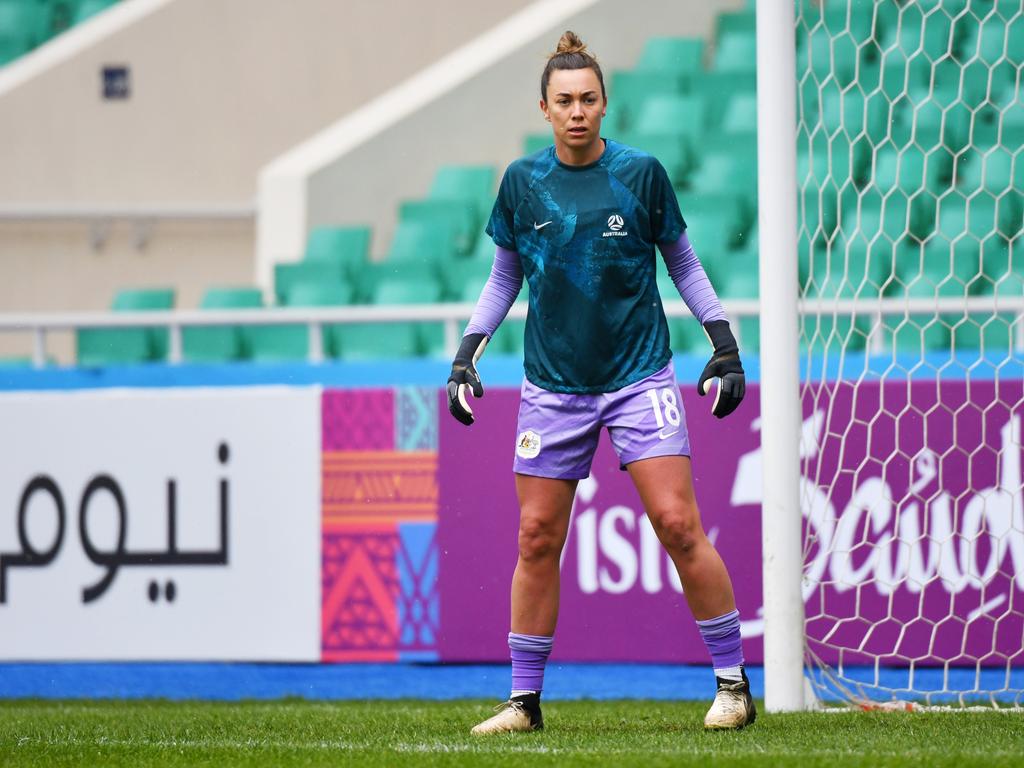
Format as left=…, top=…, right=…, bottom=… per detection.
left=447, top=332, right=488, bottom=426
left=697, top=320, right=745, bottom=419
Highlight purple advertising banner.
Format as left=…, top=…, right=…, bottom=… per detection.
left=437, top=379, right=1024, bottom=666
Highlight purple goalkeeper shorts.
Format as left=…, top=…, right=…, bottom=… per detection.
left=512, top=361, right=691, bottom=480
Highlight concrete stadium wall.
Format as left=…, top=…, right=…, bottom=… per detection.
left=258, top=0, right=745, bottom=285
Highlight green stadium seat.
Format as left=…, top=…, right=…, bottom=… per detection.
left=872, top=146, right=953, bottom=196
left=273, top=260, right=347, bottom=305
left=358, top=261, right=438, bottom=304
left=715, top=11, right=755, bottom=40
left=373, top=276, right=442, bottom=305
left=182, top=287, right=263, bottom=363
left=394, top=200, right=469, bottom=258
left=676, top=192, right=749, bottom=257
left=634, top=95, right=706, bottom=142
left=951, top=313, right=1015, bottom=355
left=469, top=230, right=497, bottom=261
left=76, top=288, right=175, bottom=366
left=688, top=136, right=758, bottom=210
left=712, top=31, right=757, bottom=73
left=245, top=324, right=309, bottom=363
left=720, top=92, right=757, bottom=135
left=369, top=275, right=445, bottom=356
left=0, top=0, right=48, bottom=65
left=523, top=133, right=552, bottom=155
left=289, top=283, right=357, bottom=359
left=691, top=72, right=756, bottom=130
left=285, top=281, right=354, bottom=308
left=334, top=322, right=422, bottom=360
left=608, top=70, right=688, bottom=132
left=447, top=258, right=497, bottom=302
left=429, top=165, right=495, bottom=216
left=246, top=283, right=349, bottom=362
left=616, top=130, right=691, bottom=188
left=635, top=37, right=705, bottom=75
left=73, top=0, right=118, bottom=24
left=304, top=226, right=371, bottom=278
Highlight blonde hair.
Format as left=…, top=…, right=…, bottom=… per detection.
left=541, top=30, right=606, bottom=101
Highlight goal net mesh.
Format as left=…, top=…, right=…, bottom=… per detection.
left=794, top=0, right=1023, bottom=708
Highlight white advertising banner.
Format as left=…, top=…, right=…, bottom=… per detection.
left=0, top=387, right=321, bottom=660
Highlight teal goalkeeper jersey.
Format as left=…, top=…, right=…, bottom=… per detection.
left=486, top=139, right=686, bottom=394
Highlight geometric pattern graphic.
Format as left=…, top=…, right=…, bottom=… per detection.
left=396, top=522, right=440, bottom=660
left=322, top=451, right=438, bottom=524
left=396, top=387, right=438, bottom=451
left=321, top=524, right=400, bottom=662
left=322, top=389, right=394, bottom=451
left=320, top=389, right=439, bottom=662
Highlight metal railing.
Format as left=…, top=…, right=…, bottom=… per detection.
left=0, top=295, right=1020, bottom=369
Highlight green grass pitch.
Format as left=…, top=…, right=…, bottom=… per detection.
left=1, top=699, right=1021, bottom=767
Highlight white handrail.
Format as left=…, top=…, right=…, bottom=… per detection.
left=0, top=204, right=256, bottom=221
left=1, top=296, right=1020, bottom=368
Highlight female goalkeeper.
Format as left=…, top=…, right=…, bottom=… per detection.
left=447, top=30, right=754, bottom=734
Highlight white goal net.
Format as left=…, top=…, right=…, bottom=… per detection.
left=794, top=0, right=1023, bottom=708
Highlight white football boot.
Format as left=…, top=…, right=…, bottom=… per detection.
left=703, top=669, right=757, bottom=730
left=470, top=695, right=543, bottom=735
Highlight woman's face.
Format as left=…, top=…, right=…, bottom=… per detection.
left=541, top=67, right=606, bottom=160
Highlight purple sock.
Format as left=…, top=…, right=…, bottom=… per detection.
left=696, top=609, right=744, bottom=675
left=508, top=632, right=553, bottom=694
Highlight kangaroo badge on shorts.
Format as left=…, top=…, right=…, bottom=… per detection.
left=516, top=430, right=542, bottom=459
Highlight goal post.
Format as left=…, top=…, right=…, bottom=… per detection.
left=756, top=0, right=807, bottom=713
left=760, top=0, right=1024, bottom=711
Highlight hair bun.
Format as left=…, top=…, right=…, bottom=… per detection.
left=555, top=30, right=587, bottom=56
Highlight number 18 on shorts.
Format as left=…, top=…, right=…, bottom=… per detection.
left=513, top=362, right=691, bottom=480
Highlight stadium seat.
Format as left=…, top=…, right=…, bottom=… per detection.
left=182, top=287, right=263, bottom=363
left=715, top=10, right=755, bottom=40
left=616, top=130, right=691, bottom=188
left=304, top=226, right=371, bottom=278
left=720, top=92, right=757, bottom=135
left=273, top=260, right=349, bottom=306
left=244, top=324, right=310, bottom=363
left=950, top=312, right=1015, bottom=355
left=523, top=133, right=552, bottom=155
left=447, top=258, right=496, bottom=303
left=368, top=276, right=446, bottom=357
left=73, top=0, right=118, bottom=24
left=76, top=287, right=175, bottom=366
left=608, top=70, right=688, bottom=132
left=0, top=0, right=49, bottom=64
left=676, top=192, right=749, bottom=257
left=333, top=322, right=422, bottom=360
left=400, top=198, right=478, bottom=256
left=429, top=165, right=495, bottom=221
left=712, top=31, right=757, bottom=73
left=246, top=283, right=349, bottom=362
left=634, top=36, right=705, bottom=76
left=687, top=135, right=758, bottom=211
left=633, top=95, right=707, bottom=144
left=392, top=202, right=465, bottom=261
left=359, top=260, right=438, bottom=305
left=692, top=72, right=755, bottom=131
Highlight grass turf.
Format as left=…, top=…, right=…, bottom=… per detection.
left=0, top=699, right=1022, bottom=767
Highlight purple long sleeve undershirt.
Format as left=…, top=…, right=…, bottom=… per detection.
left=464, top=246, right=523, bottom=338
left=462, top=233, right=726, bottom=339
left=657, top=232, right=728, bottom=325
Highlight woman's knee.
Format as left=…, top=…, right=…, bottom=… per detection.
left=518, top=514, right=564, bottom=564
left=650, top=505, right=704, bottom=558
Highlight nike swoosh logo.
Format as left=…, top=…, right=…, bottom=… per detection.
left=534, top=221, right=553, bottom=230
left=659, top=429, right=679, bottom=440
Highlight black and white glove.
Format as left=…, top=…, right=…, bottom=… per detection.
left=697, top=320, right=745, bottom=419
left=446, top=332, right=489, bottom=426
